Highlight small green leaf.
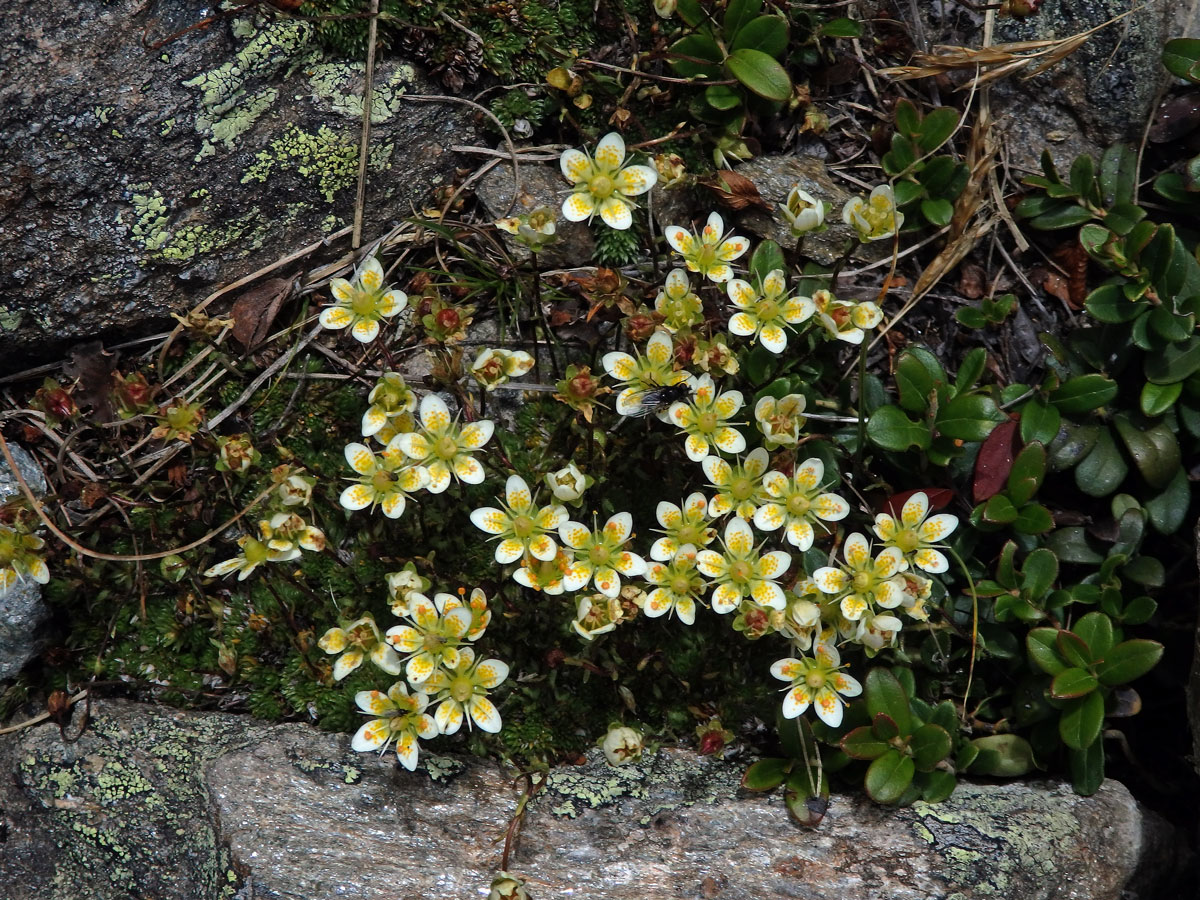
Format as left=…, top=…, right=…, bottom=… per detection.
left=1013, top=502, right=1055, bottom=535
left=865, top=668, right=912, bottom=736
left=1163, top=38, right=1200, bottom=83
left=896, top=346, right=946, bottom=412
left=867, top=405, right=931, bottom=451
left=675, top=0, right=706, bottom=27
left=1095, top=639, right=1164, bottom=686
left=749, top=240, right=786, bottom=284
left=955, top=306, right=987, bottom=329
left=725, top=48, right=792, bottom=102
left=1145, top=336, right=1200, bottom=384
left=724, top=0, right=764, bottom=36
left=1007, top=443, right=1046, bottom=506
left=1145, top=466, right=1191, bottom=534
left=1140, top=381, right=1182, bottom=416
left=872, top=712, right=900, bottom=741
left=936, top=392, right=1005, bottom=442
left=1047, top=424, right=1100, bottom=471
left=1057, top=630, right=1093, bottom=669
left=1113, top=416, right=1181, bottom=490
left=1020, top=547, right=1058, bottom=598
left=1098, top=143, right=1138, bottom=206
left=704, top=84, right=743, bottom=110
left=909, top=724, right=952, bottom=771
left=955, top=347, right=988, bottom=394
left=980, top=493, right=1018, bottom=524
left=730, top=15, right=789, bottom=58
left=818, top=16, right=863, bottom=38
left=1019, top=397, right=1061, bottom=445
left=1044, top=526, right=1106, bottom=565
left=921, top=197, right=954, bottom=226
left=1084, top=282, right=1142, bottom=324
left=919, top=769, right=957, bottom=803
left=741, top=757, right=789, bottom=791
left=1068, top=154, right=1095, bottom=198
left=1027, top=628, right=1066, bottom=675
left=1050, top=667, right=1098, bottom=699
left=1028, top=203, right=1096, bottom=230
left=894, top=98, right=920, bottom=136
left=916, top=108, right=959, bottom=154
left=864, top=749, right=916, bottom=804
left=1073, top=612, right=1114, bottom=659
left=841, top=725, right=889, bottom=760
left=669, top=33, right=724, bottom=78
left=1074, top=428, right=1127, bottom=497
left=1051, top=374, right=1118, bottom=414
left=1059, top=690, right=1105, bottom=750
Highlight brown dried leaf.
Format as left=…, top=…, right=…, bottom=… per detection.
left=230, top=278, right=292, bottom=350
left=701, top=170, right=772, bottom=213
left=958, top=263, right=986, bottom=300
left=64, top=341, right=119, bottom=420
left=1051, top=240, right=1089, bottom=310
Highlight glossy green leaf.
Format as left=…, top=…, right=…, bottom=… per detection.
left=1073, top=612, right=1114, bottom=659
left=1120, top=595, right=1157, bottom=626
left=1059, top=690, right=1105, bottom=750
left=1113, top=416, right=1181, bottom=490
left=1068, top=154, right=1095, bottom=199
left=896, top=346, right=946, bottom=412
left=1122, top=555, right=1165, bottom=588
left=1013, top=503, right=1055, bottom=535
left=1020, top=397, right=1061, bottom=445
left=864, top=749, right=915, bottom=804
left=955, top=347, right=988, bottom=394
left=937, top=392, right=1005, bottom=441
left=1051, top=374, right=1118, bottom=414
left=1007, top=443, right=1046, bottom=506
left=1057, top=630, right=1093, bottom=669
left=675, top=0, right=706, bottom=26
left=1145, top=336, right=1200, bottom=384
left=956, top=306, right=987, bottom=329
left=921, top=197, right=953, bottom=226
left=704, top=84, right=743, bottom=110
left=909, top=724, right=952, bottom=771
left=867, top=405, right=931, bottom=451
left=916, top=108, right=959, bottom=154
left=1027, top=628, right=1066, bottom=675
left=741, top=756, right=789, bottom=791
left=865, top=668, right=912, bottom=737
left=919, top=769, right=957, bottom=803
left=1028, top=202, right=1095, bottom=230
left=1020, top=548, right=1058, bottom=598
left=1084, top=282, right=1142, bottom=324
left=1050, top=667, right=1098, bottom=699
left=724, top=0, right=764, bottom=36
left=730, top=15, right=789, bottom=58
left=1095, top=639, right=1164, bottom=686
left=725, top=48, right=791, bottom=101
left=668, top=33, right=724, bottom=78
left=1099, top=143, right=1137, bottom=206
left=1140, top=381, right=1182, bottom=416
left=841, top=725, right=889, bottom=760
left=1074, top=428, right=1127, bottom=497
left=1044, top=526, right=1106, bottom=565
left=980, top=494, right=1018, bottom=524
left=819, top=16, right=863, bottom=38
left=1145, top=466, right=1191, bottom=534
left=1048, top=424, right=1099, bottom=471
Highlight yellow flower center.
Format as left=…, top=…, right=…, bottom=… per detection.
left=589, top=545, right=612, bottom=567
left=243, top=538, right=270, bottom=566
left=896, top=529, right=921, bottom=553
left=805, top=670, right=826, bottom=689
left=671, top=575, right=693, bottom=595
left=450, top=674, right=474, bottom=703
left=853, top=571, right=872, bottom=592
left=731, top=476, right=754, bottom=502
left=371, top=469, right=395, bottom=492
left=512, top=515, right=535, bottom=539
left=698, top=411, right=719, bottom=433
left=757, top=298, right=781, bottom=322
left=589, top=174, right=616, bottom=200
left=351, top=290, right=376, bottom=317
left=730, top=560, right=752, bottom=583
left=435, top=435, right=459, bottom=460
left=787, top=494, right=811, bottom=516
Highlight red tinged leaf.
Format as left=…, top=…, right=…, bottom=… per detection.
left=973, top=419, right=1019, bottom=503
left=881, top=488, right=955, bottom=518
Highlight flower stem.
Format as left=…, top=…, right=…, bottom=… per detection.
left=946, top=544, right=980, bottom=726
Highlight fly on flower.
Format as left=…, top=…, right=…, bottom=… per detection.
left=625, top=381, right=693, bottom=418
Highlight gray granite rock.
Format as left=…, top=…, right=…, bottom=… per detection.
left=988, top=1, right=1182, bottom=172
left=0, top=442, right=49, bottom=679
left=0, top=0, right=479, bottom=373
left=0, top=699, right=1182, bottom=900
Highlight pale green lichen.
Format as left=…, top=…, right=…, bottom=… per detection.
left=241, top=123, right=393, bottom=203
left=128, top=189, right=171, bottom=253
left=0, top=306, right=25, bottom=331
left=159, top=118, right=176, bottom=137
left=93, top=106, right=113, bottom=124
left=306, top=62, right=416, bottom=123
left=182, top=17, right=316, bottom=161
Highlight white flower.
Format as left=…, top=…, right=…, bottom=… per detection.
left=663, top=212, right=750, bottom=283
left=544, top=463, right=589, bottom=502
left=780, top=185, right=825, bottom=236
left=842, top=184, right=903, bottom=242
left=560, top=132, right=658, bottom=230
left=318, top=256, right=406, bottom=343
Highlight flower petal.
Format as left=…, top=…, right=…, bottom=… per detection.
left=351, top=318, right=380, bottom=343
left=560, top=148, right=593, bottom=183
left=469, top=696, right=503, bottom=733
left=616, top=164, right=657, bottom=196
left=462, top=420, right=495, bottom=449
left=562, top=191, right=596, bottom=222
left=599, top=197, right=633, bottom=230
left=594, top=131, right=626, bottom=171
left=319, top=306, right=354, bottom=330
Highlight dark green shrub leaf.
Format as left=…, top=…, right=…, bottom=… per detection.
left=1056, top=630, right=1093, bottom=668
left=894, top=99, right=920, bottom=137
left=864, top=749, right=915, bottom=804
left=921, top=197, right=953, bottom=226
left=896, top=346, right=946, bottom=412
left=955, top=306, right=987, bottom=329
left=919, top=769, right=957, bottom=803
left=916, top=108, right=959, bottom=154
left=937, top=392, right=1005, bottom=441
left=1027, top=628, right=1066, bottom=675
left=867, top=405, right=931, bottom=451
left=1073, top=612, right=1114, bottom=659
left=872, top=712, right=900, bottom=740
left=1028, top=203, right=1095, bottom=230
left=1050, top=667, right=1098, bottom=700
left=1051, top=374, right=1118, bottom=414
left=1059, top=690, right=1105, bottom=751
left=1099, top=143, right=1138, bottom=206
left=1113, top=417, right=1181, bottom=490
left=724, top=0, right=764, bottom=36
left=1145, top=335, right=1200, bottom=384
left=1140, top=381, right=1182, bottom=416
left=1044, top=526, right=1106, bottom=565
left=1020, top=548, right=1058, bottom=598
left=1145, top=466, right=1191, bottom=534
left=1013, top=503, right=1055, bottom=534
left=841, top=725, right=888, bottom=760
left=741, top=757, right=789, bottom=791
left=1019, top=397, right=1061, bottom=445
left=749, top=240, right=786, bottom=284
left=669, top=34, right=724, bottom=78
left=980, top=493, right=1018, bottom=524
left=1074, top=428, right=1127, bottom=497
left=725, top=48, right=791, bottom=101
left=704, top=84, right=743, bottom=110
left=1095, top=639, right=1164, bottom=686
left=730, top=15, right=789, bottom=57
left=865, top=668, right=912, bottom=736
left=1007, top=443, right=1046, bottom=506
left=1084, top=282, right=1142, bottom=324
left=909, top=724, right=952, bottom=771
left=819, top=17, right=863, bottom=38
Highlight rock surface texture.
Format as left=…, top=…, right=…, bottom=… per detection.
left=0, top=0, right=478, bottom=372
left=0, top=699, right=1181, bottom=900
left=0, top=443, right=49, bottom=679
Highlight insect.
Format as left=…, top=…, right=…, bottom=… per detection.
left=626, top=381, right=692, bottom=417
